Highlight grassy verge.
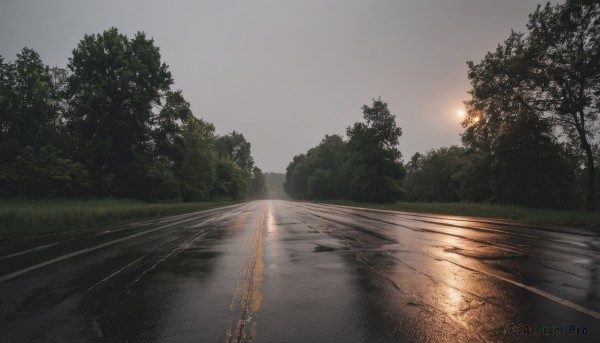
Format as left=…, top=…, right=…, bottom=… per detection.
left=319, top=200, right=600, bottom=228
left=0, top=198, right=241, bottom=239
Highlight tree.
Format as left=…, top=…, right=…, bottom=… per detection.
left=462, top=31, right=529, bottom=153
left=283, top=100, right=405, bottom=203
left=404, top=146, right=465, bottom=202
left=0, top=48, right=89, bottom=197
left=66, top=27, right=173, bottom=197
left=451, top=149, right=492, bottom=203
left=153, top=90, right=191, bottom=167
left=213, top=130, right=263, bottom=200
left=215, top=131, right=255, bottom=173
left=212, top=158, right=248, bottom=200
left=284, top=154, right=309, bottom=199
left=527, top=0, right=600, bottom=209
left=283, top=134, right=349, bottom=200
left=0, top=146, right=89, bottom=197
left=489, top=112, right=577, bottom=207
left=345, top=98, right=405, bottom=202
left=307, top=169, right=334, bottom=199
left=178, top=116, right=217, bottom=201
left=1, top=31, right=266, bottom=201
left=464, top=1, right=600, bottom=209
left=249, top=166, right=266, bottom=199
left=0, top=48, right=59, bottom=151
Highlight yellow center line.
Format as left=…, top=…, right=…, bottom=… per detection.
left=227, top=203, right=268, bottom=343
left=251, top=213, right=265, bottom=313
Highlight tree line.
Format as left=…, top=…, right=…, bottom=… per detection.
left=0, top=28, right=265, bottom=201
left=284, top=98, right=405, bottom=203
left=285, top=0, right=599, bottom=210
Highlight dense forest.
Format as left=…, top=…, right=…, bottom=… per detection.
left=284, top=1, right=600, bottom=210
left=0, top=28, right=265, bottom=201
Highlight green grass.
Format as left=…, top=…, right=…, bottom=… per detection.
left=319, top=200, right=600, bottom=228
left=4, top=198, right=597, bottom=240
left=0, top=198, right=240, bottom=239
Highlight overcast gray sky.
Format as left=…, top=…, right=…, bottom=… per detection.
left=0, top=0, right=550, bottom=172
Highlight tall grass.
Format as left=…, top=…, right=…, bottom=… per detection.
left=0, top=198, right=239, bottom=239
left=321, top=200, right=600, bottom=228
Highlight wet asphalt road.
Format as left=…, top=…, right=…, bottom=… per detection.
left=1, top=200, right=600, bottom=342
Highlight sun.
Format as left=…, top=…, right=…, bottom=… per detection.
left=457, top=110, right=466, bottom=118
